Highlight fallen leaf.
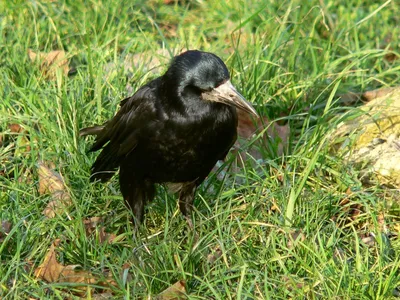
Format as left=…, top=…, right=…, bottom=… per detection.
left=106, top=48, right=188, bottom=81
left=34, top=240, right=96, bottom=284
left=83, top=217, right=117, bottom=244
left=28, top=49, right=70, bottom=80
left=207, top=247, right=222, bottom=265
left=6, top=123, right=31, bottom=154
left=156, top=280, right=186, bottom=300
left=8, top=124, right=24, bottom=133
left=0, top=220, right=12, bottom=242
left=38, top=162, right=72, bottom=218
left=339, top=87, right=398, bottom=105
left=333, top=247, right=347, bottom=262
left=90, top=292, right=114, bottom=299
left=0, top=123, right=33, bottom=179
left=159, top=22, right=178, bottom=38
left=282, top=275, right=310, bottom=293
left=235, top=108, right=290, bottom=162
left=24, top=259, right=35, bottom=273
left=330, top=190, right=363, bottom=227
left=378, top=212, right=387, bottom=233
left=361, top=234, right=376, bottom=247
left=384, top=51, right=399, bottom=62
left=379, top=36, right=399, bottom=62
left=34, top=240, right=116, bottom=296
left=287, top=229, right=306, bottom=249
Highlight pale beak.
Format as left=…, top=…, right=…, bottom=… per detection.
left=202, top=80, right=258, bottom=117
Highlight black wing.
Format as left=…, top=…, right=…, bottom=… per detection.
left=80, top=78, right=160, bottom=182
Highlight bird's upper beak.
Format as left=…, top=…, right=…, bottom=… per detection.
left=202, top=80, right=258, bottom=117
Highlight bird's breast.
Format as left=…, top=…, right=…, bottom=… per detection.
left=134, top=104, right=237, bottom=183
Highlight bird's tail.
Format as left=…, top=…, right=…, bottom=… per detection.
left=80, top=124, right=118, bottom=182
left=79, top=125, right=105, bottom=137
left=119, top=168, right=155, bottom=223
left=90, top=143, right=119, bottom=183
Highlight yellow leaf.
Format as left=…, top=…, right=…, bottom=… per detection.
left=38, top=162, right=72, bottom=218
left=34, top=240, right=117, bottom=296
left=28, top=49, right=70, bottom=79
left=156, top=280, right=186, bottom=299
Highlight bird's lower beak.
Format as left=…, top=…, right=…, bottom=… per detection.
left=202, top=80, right=258, bottom=117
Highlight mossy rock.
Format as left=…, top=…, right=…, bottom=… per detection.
left=332, top=87, right=400, bottom=188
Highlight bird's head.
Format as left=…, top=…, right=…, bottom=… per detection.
left=164, top=50, right=258, bottom=116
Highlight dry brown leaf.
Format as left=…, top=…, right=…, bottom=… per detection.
left=6, top=123, right=31, bottom=154
left=207, top=247, right=222, bottom=265
left=28, top=49, right=70, bottom=79
left=156, top=280, right=186, bottom=300
left=361, top=235, right=376, bottom=247
left=339, top=87, right=399, bottom=105
left=378, top=212, right=387, bottom=233
left=384, top=51, right=399, bottom=62
left=330, top=190, right=363, bottom=227
left=0, top=220, right=12, bottom=242
left=90, top=292, right=114, bottom=299
left=1, top=220, right=12, bottom=233
left=235, top=108, right=290, bottom=161
left=38, top=162, right=72, bottom=218
left=8, top=124, right=24, bottom=133
left=287, top=229, right=306, bottom=249
left=1, top=123, right=33, bottom=179
left=379, top=36, right=399, bottom=62
left=361, top=87, right=399, bottom=102
left=83, top=217, right=117, bottom=244
left=159, top=23, right=178, bottom=38
left=282, top=275, right=309, bottom=293
left=34, top=240, right=96, bottom=285
left=333, top=247, right=347, bottom=262
left=34, top=240, right=117, bottom=296
left=107, top=48, right=188, bottom=82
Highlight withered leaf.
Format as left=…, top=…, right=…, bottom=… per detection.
left=287, top=229, right=306, bottom=249
left=107, top=48, right=188, bottom=81
left=0, top=220, right=12, bottom=242
left=282, top=275, right=309, bottom=293
left=207, top=247, right=222, bottom=265
left=38, top=162, right=72, bottom=218
left=34, top=240, right=117, bottom=295
left=339, top=87, right=399, bottom=105
left=235, top=108, right=290, bottom=162
left=34, top=240, right=96, bottom=285
left=156, top=280, right=186, bottom=300
left=4, top=123, right=31, bottom=155
left=83, top=217, right=117, bottom=244
left=1, top=123, right=34, bottom=179
left=28, top=49, right=70, bottom=80
left=9, top=124, right=24, bottom=133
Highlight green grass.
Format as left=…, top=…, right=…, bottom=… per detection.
left=1, top=0, right=400, bottom=298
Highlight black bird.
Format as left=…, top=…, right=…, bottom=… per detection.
left=80, top=50, right=257, bottom=227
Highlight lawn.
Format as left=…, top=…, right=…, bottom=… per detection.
left=1, top=0, right=400, bottom=298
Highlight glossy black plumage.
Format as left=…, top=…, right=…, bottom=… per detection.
left=80, top=50, right=257, bottom=225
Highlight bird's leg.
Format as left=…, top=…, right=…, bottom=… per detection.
left=178, top=182, right=197, bottom=231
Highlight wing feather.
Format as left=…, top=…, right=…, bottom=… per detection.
left=80, top=78, right=160, bottom=181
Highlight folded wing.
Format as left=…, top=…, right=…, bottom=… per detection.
left=80, top=79, right=159, bottom=182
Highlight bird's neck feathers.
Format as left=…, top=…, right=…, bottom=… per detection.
left=159, top=74, right=204, bottom=115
